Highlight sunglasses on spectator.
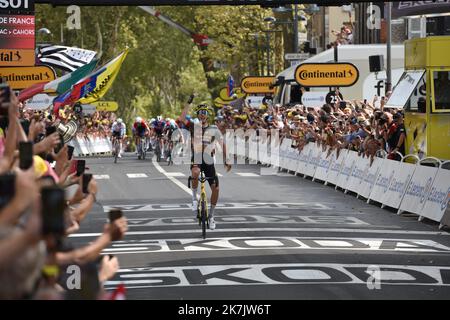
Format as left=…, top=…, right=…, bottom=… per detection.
left=197, top=110, right=209, bottom=116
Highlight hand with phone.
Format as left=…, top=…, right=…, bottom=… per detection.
left=104, top=212, right=127, bottom=241
left=187, top=94, right=195, bottom=105
left=19, top=141, right=33, bottom=170
left=41, top=186, right=66, bottom=251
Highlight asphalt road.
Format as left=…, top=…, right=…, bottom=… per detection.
left=67, top=152, right=450, bottom=300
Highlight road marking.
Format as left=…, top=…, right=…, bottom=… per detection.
left=93, top=174, right=110, bottom=180
left=102, top=202, right=332, bottom=212
left=235, top=172, right=259, bottom=177
left=165, top=172, right=186, bottom=177
left=69, top=227, right=450, bottom=238
left=104, top=263, right=450, bottom=289
left=127, top=173, right=148, bottom=178
left=124, top=215, right=370, bottom=227
left=100, top=237, right=450, bottom=254
left=152, top=157, right=191, bottom=195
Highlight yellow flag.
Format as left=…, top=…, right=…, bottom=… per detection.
left=78, top=49, right=129, bottom=104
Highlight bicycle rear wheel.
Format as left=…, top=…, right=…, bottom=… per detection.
left=142, top=139, right=146, bottom=160
left=114, top=140, right=119, bottom=163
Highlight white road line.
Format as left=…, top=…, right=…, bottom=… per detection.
left=235, top=172, right=260, bottom=177
left=68, top=227, right=450, bottom=238
left=94, top=174, right=110, bottom=180
left=152, top=157, right=191, bottom=195
left=127, top=173, right=148, bottom=178
left=165, top=172, right=186, bottom=177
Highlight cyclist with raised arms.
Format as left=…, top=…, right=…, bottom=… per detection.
left=181, top=95, right=231, bottom=230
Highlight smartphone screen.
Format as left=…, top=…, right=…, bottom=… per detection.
left=76, top=159, right=85, bottom=176
left=82, top=173, right=92, bottom=194
left=19, top=141, right=33, bottom=170
left=0, top=172, right=15, bottom=210
left=41, top=186, right=66, bottom=236
left=54, top=133, right=64, bottom=154
left=109, top=209, right=123, bottom=222
left=0, top=83, right=11, bottom=116
left=67, top=145, right=75, bottom=160
left=46, top=125, right=56, bottom=136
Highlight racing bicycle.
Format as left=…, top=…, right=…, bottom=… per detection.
left=113, top=137, right=121, bottom=163
left=188, top=170, right=210, bottom=239
left=138, top=136, right=147, bottom=160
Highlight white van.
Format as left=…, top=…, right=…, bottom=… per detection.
left=273, top=44, right=405, bottom=106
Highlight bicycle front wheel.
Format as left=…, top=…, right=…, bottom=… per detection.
left=201, top=200, right=207, bottom=239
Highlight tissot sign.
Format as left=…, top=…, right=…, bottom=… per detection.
left=241, top=76, right=275, bottom=94
left=0, top=0, right=34, bottom=11
left=295, top=63, right=359, bottom=87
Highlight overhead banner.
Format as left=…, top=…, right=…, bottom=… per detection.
left=295, top=63, right=359, bottom=88
left=392, top=1, right=450, bottom=18
left=241, top=76, right=276, bottom=94
left=0, top=65, right=56, bottom=89
left=0, top=14, right=35, bottom=50
left=0, top=0, right=34, bottom=12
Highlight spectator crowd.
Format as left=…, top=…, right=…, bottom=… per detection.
left=0, top=89, right=128, bottom=300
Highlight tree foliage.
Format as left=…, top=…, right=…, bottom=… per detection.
left=35, top=5, right=292, bottom=127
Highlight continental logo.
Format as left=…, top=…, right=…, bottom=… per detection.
left=0, top=66, right=56, bottom=90
left=0, top=49, right=35, bottom=67
left=241, top=76, right=276, bottom=94
left=295, top=63, right=359, bottom=87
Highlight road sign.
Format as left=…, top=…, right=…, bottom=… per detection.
left=0, top=65, right=56, bottom=90
left=0, top=49, right=35, bottom=67
left=241, top=76, right=275, bottom=94
left=92, top=101, right=118, bottom=112
left=295, top=63, right=359, bottom=87
left=285, top=53, right=309, bottom=60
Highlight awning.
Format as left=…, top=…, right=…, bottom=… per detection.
left=385, top=70, right=425, bottom=109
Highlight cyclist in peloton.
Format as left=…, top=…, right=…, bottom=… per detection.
left=181, top=100, right=232, bottom=230
left=132, top=117, right=150, bottom=159
left=151, top=115, right=166, bottom=155
left=163, top=118, right=178, bottom=161
left=111, top=118, right=126, bottom=158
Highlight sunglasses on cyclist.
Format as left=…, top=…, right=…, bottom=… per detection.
left=197, top=110, right=209, bottom=116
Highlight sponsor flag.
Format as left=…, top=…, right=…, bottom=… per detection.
left=37, top=45, right=97, bottom=73
left=18, top=59, right=98, bottom=102
left=53, top=49, right=128, bottom=109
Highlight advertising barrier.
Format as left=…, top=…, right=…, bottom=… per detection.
left=358, top=157, right=383, bottom=200
left=72, top=135, right=112, bottom=157
left=399, top=164, right=439, bottom=217
left=227, top=137, right=450, bottom=228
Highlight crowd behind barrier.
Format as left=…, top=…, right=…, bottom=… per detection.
left=229, top=134, right=450, bottom=229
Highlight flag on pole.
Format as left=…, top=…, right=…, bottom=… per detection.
left=53, top=49, right=128, bottom=109
left=37, top=45, right=97, bottom=73
left=227, top=74, right=234, bottom=97
left=18, top=59, right=98, bottom=102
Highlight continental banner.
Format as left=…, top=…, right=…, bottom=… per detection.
left=241, top=76, right=276, bottom=94
left=0, top=65, right=56, bottom=90
left=295, top=63, right=359, bottom=87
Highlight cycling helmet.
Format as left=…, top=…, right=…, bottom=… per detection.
left=117, top=118, right=123, bottom=123
left=185, top=115, right=191, bottom=121
left=157, top=115, right=163, bottom=121
left=150, top=118, right=155, bottom=123
left=136, top=116, right=142, bottom=122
